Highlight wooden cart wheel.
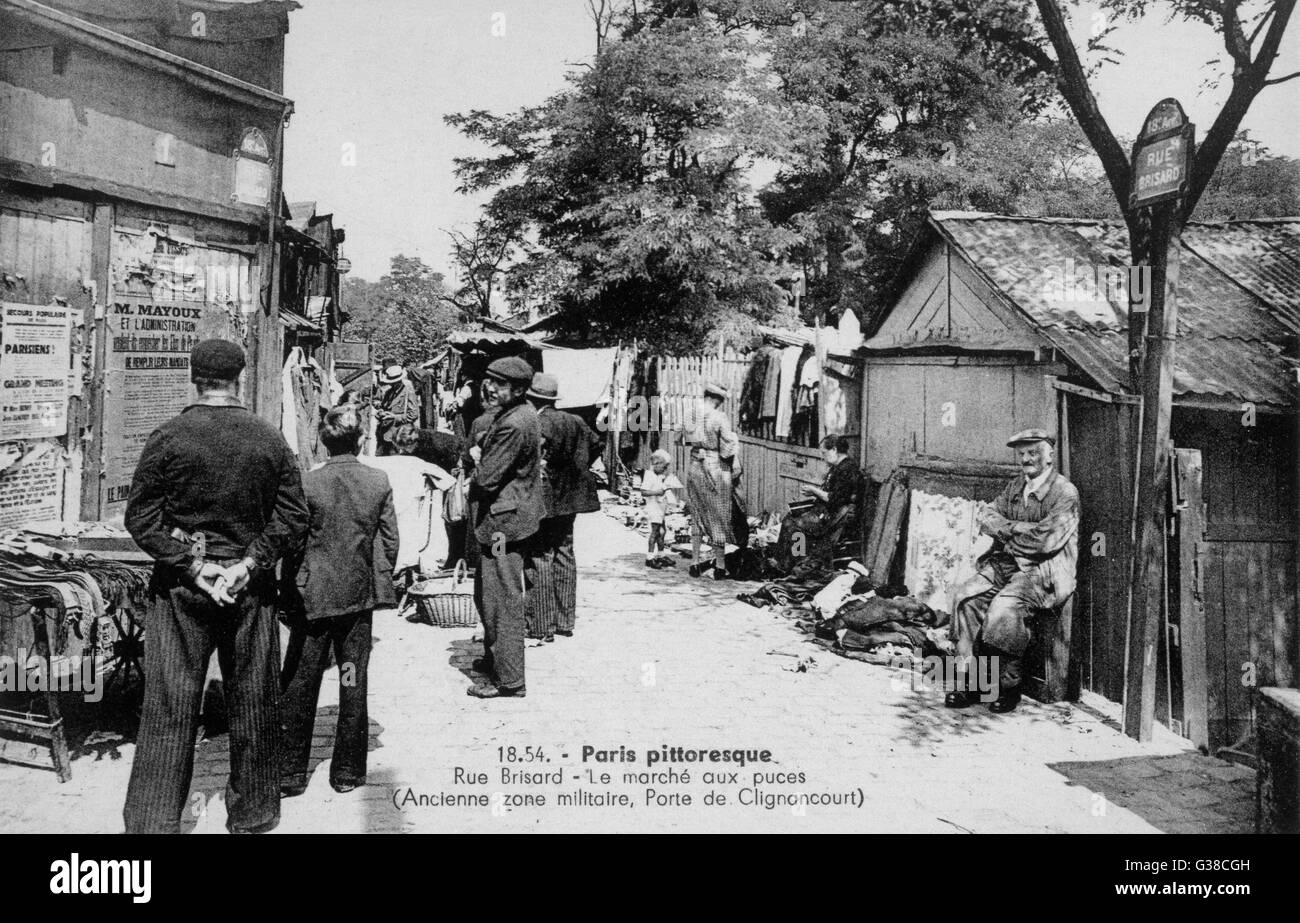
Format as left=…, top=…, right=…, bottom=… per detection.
left=105, top=605, right=145, bottom=708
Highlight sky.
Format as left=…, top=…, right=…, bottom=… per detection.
left=279, top=0, right=1300, bottom=282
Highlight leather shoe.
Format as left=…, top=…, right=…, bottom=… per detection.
left=988, top=690, right=1022, bottom=713
left=467, top=683, right=526, bottom=699
left=944, top=690, right=980, bottom=708
left=331, top=781, right=361, bottom=793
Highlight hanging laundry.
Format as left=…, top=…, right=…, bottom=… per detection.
left=773, top=345, right=802, bottom=438
left=760, top=348, right=782, bottom=419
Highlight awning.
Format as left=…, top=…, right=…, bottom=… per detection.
left=279, top=309, right=322, bottom=334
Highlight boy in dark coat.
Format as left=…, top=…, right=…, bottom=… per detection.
left=279, top=406, right=399, bottom=795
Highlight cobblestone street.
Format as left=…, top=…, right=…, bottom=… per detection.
left=0, top=510, right=1256, bottom=834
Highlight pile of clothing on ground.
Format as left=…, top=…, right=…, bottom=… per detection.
left=739, top=560, right=955, bottom=666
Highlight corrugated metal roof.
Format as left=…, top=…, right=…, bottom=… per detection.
left=927, top=213, right=1299, bottom=408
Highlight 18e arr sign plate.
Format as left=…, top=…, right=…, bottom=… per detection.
left=1130, top=98, right=1195, bottom=209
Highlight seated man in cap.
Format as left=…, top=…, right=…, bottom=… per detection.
left=375, top=364, right=418, bottom=456
left=468, top=356, right=544, bottom=698
left=946, top=428, right=1080, bottom=714
left=524, top=372, right=602, bottom=641
left=123, top=339, right=309, bottom=833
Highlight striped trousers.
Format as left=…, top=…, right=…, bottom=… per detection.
left=123, top=570, right=282, bottom=834
left=524, top=514, right=577, bottom=639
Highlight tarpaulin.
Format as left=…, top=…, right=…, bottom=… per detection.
left=543, top=347, right=617, bottom=410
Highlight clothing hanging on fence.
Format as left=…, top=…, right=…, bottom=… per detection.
left=738, top=347, right=771, bottom=428
left=774, top=345, right=802, bottom=438
left=822, top=365, right=851, bottom=437
left=760, top=348, right=782, bottom=419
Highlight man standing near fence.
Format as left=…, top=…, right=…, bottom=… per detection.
left=524, top=372, right=601, bottom=641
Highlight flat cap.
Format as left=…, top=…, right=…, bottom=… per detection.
left=191, top=339, right=245, bottom=381
left=703, top=381, right=728, bottom=399
left=527, top=372, right=559, bottom=401
left=484, top=356, right=534, bottom=384
left=1007, top=428, right=1055, bottom=447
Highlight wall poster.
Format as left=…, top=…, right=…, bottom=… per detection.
left=101, top=226, right=253, bottom=518
left=0, top=301, right=73, bottom=441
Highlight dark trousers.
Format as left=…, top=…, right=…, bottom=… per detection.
left=953, top=553, right=1050, bottom=691
left=280, top=610, right=372, bottom=789
left=475, top=538, right=529, bottom=690
left=525, top=514, right=577, bottom=639
left=124, top=575, right=281, bottom=834
left=445, top=518, right=468, bottom=568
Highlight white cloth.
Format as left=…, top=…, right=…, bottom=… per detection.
left=280, top=348, right=304, bottom=456
left=812, top=565, right=869, bottom=618
left=836, top=309, right=863, bottom=352
left=639, top=469, right=683, bottom=523
left=358, top=456, right=453, bottom=572
left=774, top=345, right=802, bottom=438
left=542, top=347, right=618, bottom=409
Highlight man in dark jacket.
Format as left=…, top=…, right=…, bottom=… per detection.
left=279, top=405, right=399, bottom=796
left=123, top=339, right=309, bottom=834
left=524, top=372, right=601, bottom=641
left=374, top=364, right=419, bottom=455
left=468, top=356, right=543, bottom=698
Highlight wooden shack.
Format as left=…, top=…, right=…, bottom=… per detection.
left=0, top=0, right=302, bottom=524
left=861, top=211, right=1298, bottom=751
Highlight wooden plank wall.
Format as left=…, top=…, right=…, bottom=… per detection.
left=1172, top=408, right=1297, bottom=749
left=1063, top=393, right=1135, bottom=704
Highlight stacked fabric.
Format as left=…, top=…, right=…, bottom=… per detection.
left=0, top=533, right=150, bottom=659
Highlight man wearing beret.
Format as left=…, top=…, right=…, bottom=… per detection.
left=123, top=339, right=309, bottom=833
left=468, top=356, right=544, bottom=698
left=524, top=372, right=602, bottom=641
left=946, top=429, right=1080, bottom=714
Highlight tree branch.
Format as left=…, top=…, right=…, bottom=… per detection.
left=1184, top=0, right=1296, bottom=217
left=1264, top=69, right=1300, bottom=85
left=1033, top=0, right=1132, bottom=216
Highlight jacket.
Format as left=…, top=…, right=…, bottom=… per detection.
left=537, top=406, right=601, bottom=518
left=978, top=468, right=1080, bottom=607
left=470, top=399, right=543, bottom=545
left=125, top=399, right=308, bottom=580
left=283, top=454, right=400, bottom=620
left=377, top=379, right=419, bottom=446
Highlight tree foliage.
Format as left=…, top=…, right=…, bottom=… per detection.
left=341, top=255, right=458, bottom=366
left=444, top=0, right=1296, bottom=347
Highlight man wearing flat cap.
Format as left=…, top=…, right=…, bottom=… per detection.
left=468, top=356, right=544, bottom=697
left=124, top=339, right=309, bottom=833
left=524, top=372, right=602, bottom=641
left=946, top=428, right=1080, bottom=713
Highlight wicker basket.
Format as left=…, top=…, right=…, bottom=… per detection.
left=405, top=560, right=478, bottom=628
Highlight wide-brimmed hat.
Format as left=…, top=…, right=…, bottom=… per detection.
left=703, top=381, right=728, bottom=400
left=484, top=356, right=534, bottom=385
left=379, top=365, right=405, bottom=385
left=527, top=372, right=559, bottom=401
left=1007, top=428, right=1055, bottom=448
